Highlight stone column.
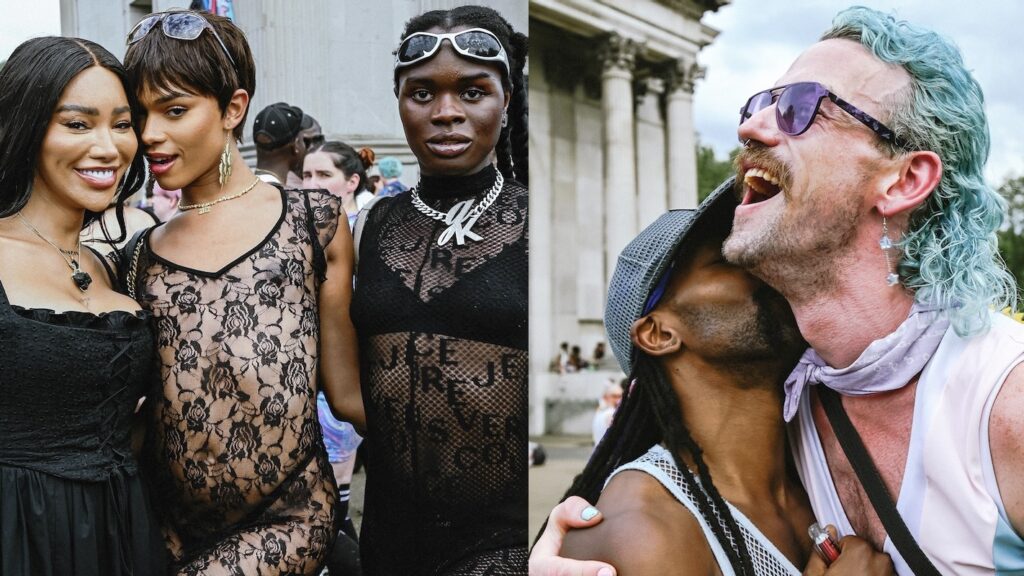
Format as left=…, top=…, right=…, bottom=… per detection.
left=664, top=58, right=704, bottom=209
left=635, top=76, right=668, bottom=230
left=528, top=56, right=554, bottom=436
left=599, top=34, right=641, bottom=278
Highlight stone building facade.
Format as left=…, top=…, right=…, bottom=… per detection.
left=529, top=0, right=726, bottom=434
left=58, top=0, right=527, bottom=179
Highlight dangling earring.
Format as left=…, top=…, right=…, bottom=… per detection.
left=880, top=213, right=899, bottom=286
left=218, top=135, right=232, bottom=187
left=501, top=111, right=508, bottom=128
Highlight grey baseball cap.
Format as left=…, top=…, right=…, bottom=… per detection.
left=605, top=177, right=738, bottom=374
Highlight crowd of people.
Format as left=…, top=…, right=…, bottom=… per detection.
left=0, top=4, right=528, bottom=576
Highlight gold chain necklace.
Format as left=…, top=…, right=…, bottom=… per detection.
left=16, top=212, right=93, bottom=296
left=179, top=176, right=261, bottom=215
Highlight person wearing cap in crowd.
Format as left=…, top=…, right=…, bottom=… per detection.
left=253, top=101, right=322, bottom=187
left=375, top=156, right=408, bottom=198
left=542, top=183, right=892, bottom=575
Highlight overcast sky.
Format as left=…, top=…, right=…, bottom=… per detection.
left=693, top=0, right=1023, bottom=185
left=0, top=0, right=60, bottom=62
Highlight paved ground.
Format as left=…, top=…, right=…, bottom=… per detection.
left=528, top=435, right=594, bottom=539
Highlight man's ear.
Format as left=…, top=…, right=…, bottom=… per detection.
left=878, top=150, right=942, bottom=216
left=222, top=88, right=250, bottom=131
left=630, top=313, right=683, bottom=358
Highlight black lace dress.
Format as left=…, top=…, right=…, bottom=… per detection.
left=351, top=165, right=528, bottom=575
left=0, top=274, right=166, bottom=576
left=133, top=188, right=341, bottom=575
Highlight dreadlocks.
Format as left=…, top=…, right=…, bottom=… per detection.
left=400, top=5, right=529, bottom=185
left=554, top=353, right=757, bottom=575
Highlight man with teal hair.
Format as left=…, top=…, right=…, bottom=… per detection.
left=532, top=6, right=1024, bottom=575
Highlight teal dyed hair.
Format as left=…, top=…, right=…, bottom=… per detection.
left=822, top=6, right=1017, bottom=336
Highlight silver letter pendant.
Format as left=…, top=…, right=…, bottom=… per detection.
left=437, top=200, right=484, bottom=246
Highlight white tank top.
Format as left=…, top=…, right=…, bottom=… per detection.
left=608, top=445, right=802, bottom=576
left=789, top=312, right=1024, bottom=575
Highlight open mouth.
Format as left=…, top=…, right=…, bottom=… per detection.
left=742, top=167, right=784, bottom=205
left=147, top=154, right=177, bottom=175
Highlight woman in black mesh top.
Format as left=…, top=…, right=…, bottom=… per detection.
left=118, top=9, right=360, bottom=574
left=350, top=6, right=529, bottom=575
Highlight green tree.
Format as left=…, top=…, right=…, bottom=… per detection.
left=997, top=175, right=1024, bottom=292
left=696, top=142, right=740, bottom=202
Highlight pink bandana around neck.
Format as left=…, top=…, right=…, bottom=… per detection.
left=782, top=303, right=950, bottom=422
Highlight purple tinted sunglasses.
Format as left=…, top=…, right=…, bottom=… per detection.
left=739, top=82, right=909, bottom=150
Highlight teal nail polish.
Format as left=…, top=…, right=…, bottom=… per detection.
left=581, top=506, right=599, bottom=521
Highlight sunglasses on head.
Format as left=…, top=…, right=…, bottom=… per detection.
left=395, top=28, right=510, bottom=77
left=127, top=10, right=236, bottom=68
left=739, top=81, right=908, bottom=150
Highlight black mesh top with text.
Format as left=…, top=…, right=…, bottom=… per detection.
left=352, top=165, right=528, bottom=575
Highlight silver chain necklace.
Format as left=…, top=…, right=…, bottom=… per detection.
left=16, top=212, right=93, bottom=298
left=410, top=171, right=504, bottom=246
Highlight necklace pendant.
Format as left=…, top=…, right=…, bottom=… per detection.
left=198, top=206, right=211, bottom=215
left=436, top=200, right=484, bottom=246
left=72, top=270, right=92, bottom=291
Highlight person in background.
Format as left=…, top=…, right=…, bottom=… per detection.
left=590, top=379, right=622, bottom=446
left=590, top=342, right=608, bottom=369
left=568, top=345, right=588, bottom=372
left=253, top=102, right=321, bottom=187
left=375, top=155, right=408, bottom=197
left=317, top=393, right=363, bottom=576
left=302, top=140, right=375, bottom=230
left=367, top=174, right=383, bottom=196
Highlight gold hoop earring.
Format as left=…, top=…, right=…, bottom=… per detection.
left=219, top=136, right=233, bottom=187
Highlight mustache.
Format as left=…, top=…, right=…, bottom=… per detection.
left=733, top=143, right=793, bottom=198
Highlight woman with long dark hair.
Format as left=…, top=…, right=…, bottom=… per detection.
left=350, top=5, right=529, bottom=574
left=0, top=36, right=165, bottom=575
left=120, top=9, right=359, bottom=574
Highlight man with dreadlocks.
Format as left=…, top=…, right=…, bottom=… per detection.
left=548, top=181, right=893, bottom=575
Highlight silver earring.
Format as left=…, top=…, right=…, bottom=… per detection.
left=880, top=214, right=899, bottom=286
left=501, top=111, right=508, bottom=128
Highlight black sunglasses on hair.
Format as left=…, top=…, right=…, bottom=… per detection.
left=127, top=10, right=236, bottom=68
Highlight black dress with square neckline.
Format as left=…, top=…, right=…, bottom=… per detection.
left=0, top=272, right=166, bottom=576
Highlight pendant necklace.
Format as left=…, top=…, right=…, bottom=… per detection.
left=410, top=171, right=504, bottom=246
left=16, top=212, right=93, bottom=305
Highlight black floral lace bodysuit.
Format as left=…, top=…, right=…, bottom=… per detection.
left=351, top=165, right=528, bottom=575
left=135, top=188, right=341, bottom=575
